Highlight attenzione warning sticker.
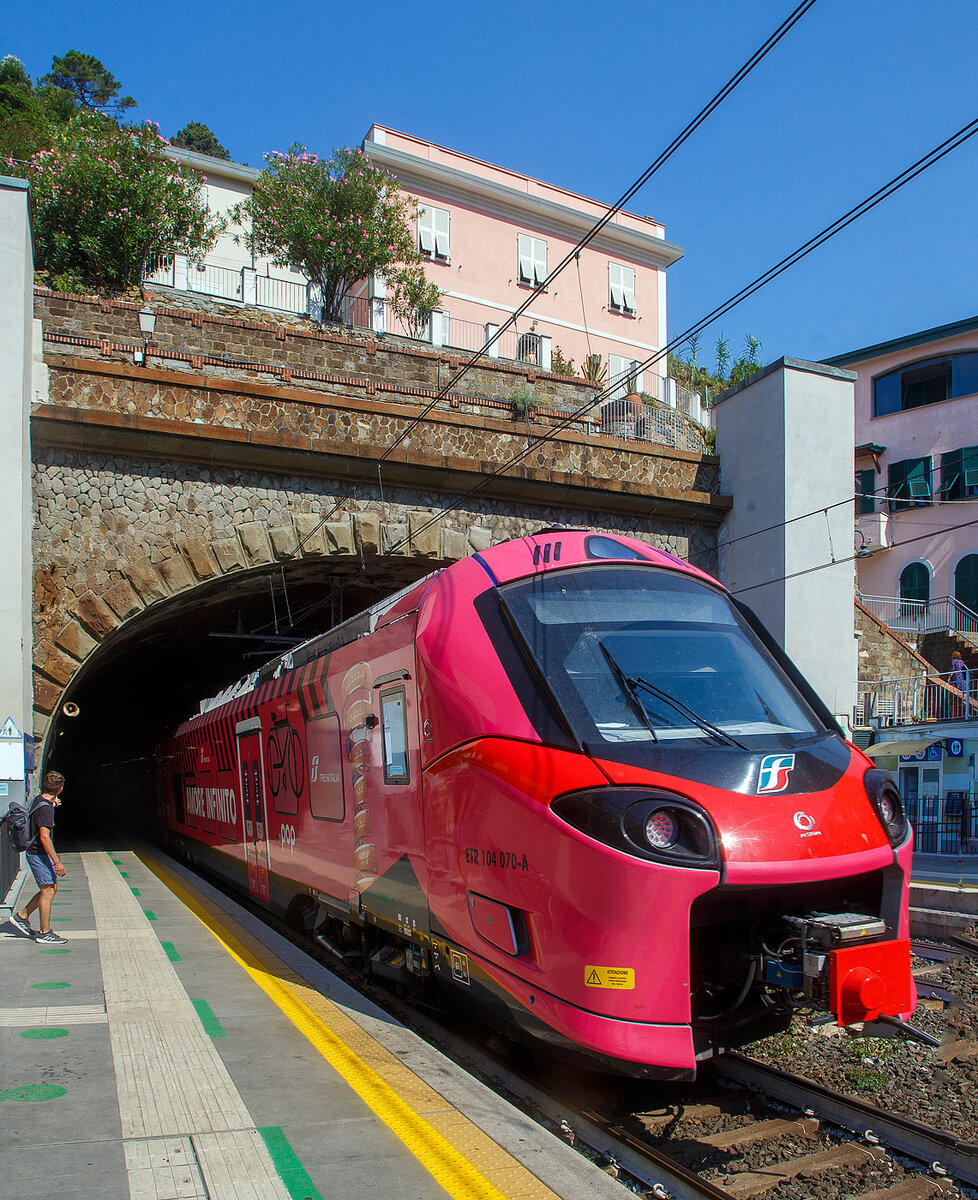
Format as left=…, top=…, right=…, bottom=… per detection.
left=585, top=965, right=635, bottom=989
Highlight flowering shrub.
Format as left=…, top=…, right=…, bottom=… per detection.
left=234, top=145, right=425, bottom=325
left=11, top=113, right=221, bottom=293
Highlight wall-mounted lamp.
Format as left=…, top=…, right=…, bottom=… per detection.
left=855, top=532, right=876, bottom=559
left=134, top=305, right=156, bottom=365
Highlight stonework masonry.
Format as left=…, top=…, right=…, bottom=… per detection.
left=31, top=289, right=729, bottom=742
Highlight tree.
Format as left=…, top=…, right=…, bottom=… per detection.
left=389, top=269, right=441, bottom=339
left=15, top=113, right=222, bottom=293
left=40, top=51, right=135, bottom=115
left=233, top=144, right=425, bottom=325
left=171, top=121, right=230, bottom=160
left=0, top=55, right=45, bottom=160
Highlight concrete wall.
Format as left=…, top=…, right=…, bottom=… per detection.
left=715, top=358, right=858, bottom=726
left=0, top=177, right=34, bottom=779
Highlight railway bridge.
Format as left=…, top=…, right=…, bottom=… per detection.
left=20, top=283, right=727, bottom=820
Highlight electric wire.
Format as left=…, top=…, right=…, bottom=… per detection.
left=282, top=0, right=820, bottom=561
left=275, top=113, right=978, bottom=637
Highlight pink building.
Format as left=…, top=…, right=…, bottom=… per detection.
left=361, top=126, right=684, bottom=399
left=827, top=317, right=978, bottom=630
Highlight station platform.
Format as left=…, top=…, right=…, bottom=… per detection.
left=0, top=845, right=624, bottom=1200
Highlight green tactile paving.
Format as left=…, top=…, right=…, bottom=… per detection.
left=143, top=909, right=157, bottom=920
left=20, top=1028, right=69, bottom=1039
left=51, top=917, right=72, bottom=922
left=160, top=941, right=181, bottom=962
left=130, top=888, right=141, bottom=896
left=258, top=1127, right=324, bottom=1200
left=39, top=948, right=71, bottom=954
left=120, top=871, right=129, bottom=877
left=0, top=1084, right=67, bottom=1102
left=190, top=998, right=226, bottom=1038
left=32, top=981, right=70, bottom=990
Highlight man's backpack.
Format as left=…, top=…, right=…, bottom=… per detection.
left=5, top=799, right=40, bottom=853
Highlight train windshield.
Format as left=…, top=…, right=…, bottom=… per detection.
left=498, top=564, right=825, bottom=748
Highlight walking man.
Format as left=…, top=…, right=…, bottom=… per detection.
left=10, top=770, right=68, bottom=944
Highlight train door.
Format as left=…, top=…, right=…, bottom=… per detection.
left=236, top=716, right=271, bottom=903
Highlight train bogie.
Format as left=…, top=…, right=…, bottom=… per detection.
left=161, top=529, right=917, bottom=1078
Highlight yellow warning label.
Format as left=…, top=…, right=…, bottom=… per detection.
left=585, top=965, right=635, bottom=989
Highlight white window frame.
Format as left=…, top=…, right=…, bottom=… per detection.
left=609, top=354, right=644, bottom=398
left=418, top=205, right=450, bottom=262
left=518, top=234, right=548, bottom=287
left=609, top=262, right=636, bottom=314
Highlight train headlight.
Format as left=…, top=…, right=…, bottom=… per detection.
left=552, top=788, right=720, bottom=868
left=864, top=769, right=910, bottom=848
left=645, top=809, right=679, bottom=849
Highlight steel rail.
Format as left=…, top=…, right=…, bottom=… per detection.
left=714, top=1052, right=978, bottom=1186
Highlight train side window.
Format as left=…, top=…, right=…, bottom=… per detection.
left=308, top=713, right=346, bottom=821
left=380, top=687, right=410, bottom=784
left=172, top=773, right=185, bottom=825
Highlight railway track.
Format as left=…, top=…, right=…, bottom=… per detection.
left=179, top=855, right=978, bottom=1199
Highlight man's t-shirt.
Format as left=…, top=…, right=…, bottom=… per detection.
left=26, top=798, right=55, bottom=855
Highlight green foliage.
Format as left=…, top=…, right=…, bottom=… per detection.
left=13, top=113, right=222, bottom=293
left=41, top=51, right=135, bottom=114
left=389, top=269, right=442, bottom=339
left=172, top=121, right=230, bottom=160
left=582, top=353, right=607, bottom=384
left=670, top=333, right=764, bottom=398
left=550, top=346, right=575, bottom=376
left=234, top=144, right=424, bottom=325
left=510, top=386, right=538, bottom=418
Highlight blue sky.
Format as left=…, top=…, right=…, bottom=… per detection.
left=6, top=0, right=978, bottom=367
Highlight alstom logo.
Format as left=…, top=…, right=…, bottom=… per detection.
left=758, top=753, right=796, bottom=794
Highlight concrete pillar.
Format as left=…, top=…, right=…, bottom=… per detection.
left=484, top=323, right=500, bottom=360
left=431, top=309, right=448, bottom=348
left=0, top=177, right=35, bottom=845
left=241, top=266, right=257, bottom=306
left=714, top=358, right=858, bottom=728
left=173, top=253, right=189, bottom=291
left=538, top=335, right=552, bottom=373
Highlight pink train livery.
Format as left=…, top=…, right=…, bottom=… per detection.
left=160, top=529, right=916, bottom=1078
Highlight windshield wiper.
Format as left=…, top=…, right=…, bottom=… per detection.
left=626, top=674, right=748, bottom=749
left=599, top=644, right=658, bottom=741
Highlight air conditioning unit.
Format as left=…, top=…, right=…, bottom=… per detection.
left=856, top=512, right=889, bottom=553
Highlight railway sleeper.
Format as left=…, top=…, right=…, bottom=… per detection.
left=715, top=1141, right=887, bottom=1198
left=852, top=1178, right=958, bottom=1200
left=697, top=1115, right=819, bottom=1151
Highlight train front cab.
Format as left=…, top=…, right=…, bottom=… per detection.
left=416, top=531, right=916, bottom=1077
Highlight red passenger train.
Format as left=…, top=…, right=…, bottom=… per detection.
left=161, top=529, right=916, bottom=1078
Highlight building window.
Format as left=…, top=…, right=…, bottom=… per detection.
left=887, top=457, right=932, bottom=509
left=940, top=446, right=978, bottom=500
left=609, top=354, right=643, bottom=398
left=517, top=234, right=547, bottom=287
left=873, top=351, right=978, bottom=416
left=609, top=262, right=636, bottom=314
left=517, top=333, right=541, bottom=365
left=418, top=205, right=450, bottom=262
left=956, top=554, right=978, bottom=617
left=855, top=467, right=876, bottom=515
left=899, top=561, right=930, bottom=619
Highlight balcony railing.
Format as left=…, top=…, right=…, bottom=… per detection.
left=856, top=667, right=977, bottom=728
left=860, top=594, right=978, bottom=646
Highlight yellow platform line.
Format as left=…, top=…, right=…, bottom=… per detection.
left=135, top=849, right=558, bottom=1200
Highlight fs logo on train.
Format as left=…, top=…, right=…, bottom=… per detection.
left=757, top=753, right=796, bottom=794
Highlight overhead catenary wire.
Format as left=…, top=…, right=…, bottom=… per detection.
left=282, top=0, right=821, bottom=562
left=275, top=112, right=978, bottom=637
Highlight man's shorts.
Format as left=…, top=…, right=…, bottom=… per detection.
left=25, top=851, right=58, bottom=888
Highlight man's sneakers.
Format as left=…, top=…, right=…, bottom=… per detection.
left=34, top=930, right=68, bottom=945
left=9, top=912, right=32, bottom=938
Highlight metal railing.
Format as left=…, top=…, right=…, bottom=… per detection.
left=860, top=594, right=978, bottom=645
left=187, top=261, right=242, bottom=302
left=255, top=274, right=307, bottom=314
left=906, top=803, right=978, bottom=855
left=599, top=397, right=707, bottom=453
left=857, top=667, right=977, bottom=727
